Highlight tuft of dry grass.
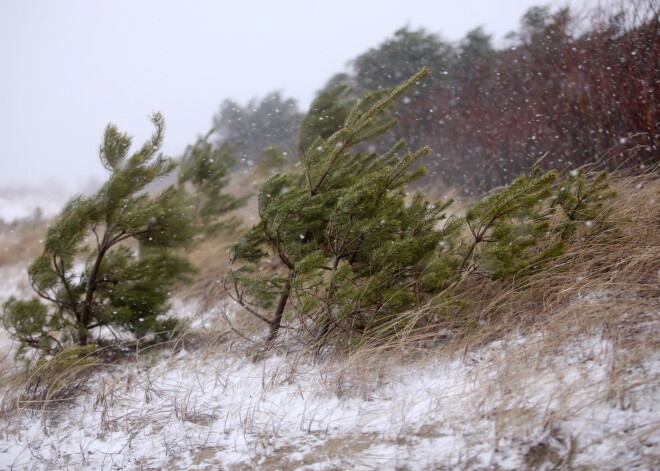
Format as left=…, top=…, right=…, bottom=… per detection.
left=0, top=345, right=106, bottom=429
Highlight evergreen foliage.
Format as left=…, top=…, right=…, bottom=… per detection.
left=457, top=167, right=616, bottom=284
left=227, top=68, right=463, bottom=344
left=352, top=27, right=453, bottom=92
left=553, top=169, right=617, bottom=240
left=226, top=65, right=617, bottom=347
left=461, top=170, right=560, bottom=280
left=455, top=27, right=496, bottom=82
left=178, top=133, right=248, bottom=233
left=298, top=83, right=353, bottom=151
left=213, top=92, right=303, bottom=167
left=2, top=114, right=196, bottom=355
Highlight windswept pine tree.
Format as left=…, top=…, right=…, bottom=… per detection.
left=227, top=68, right=459, bottom=345
left=2, top=113, right=197, bottom=355
left=226, top=67, right=618, bottom=348
left=460, top=169, right=561, bottom=280
left=463, top=167, right=617, bottom=278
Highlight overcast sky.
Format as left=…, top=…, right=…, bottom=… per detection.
left=1, top=0, right=585, bottom=192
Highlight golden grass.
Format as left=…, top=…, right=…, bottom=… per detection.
left=0, top=220, right=49, bottom=267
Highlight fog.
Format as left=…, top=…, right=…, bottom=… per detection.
left=1, top=0, right=580, bottom=191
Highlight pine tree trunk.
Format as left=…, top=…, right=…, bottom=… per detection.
left=80, top=235, right=110, bottom=346
left=314, top=255, right=342, bottom=347
left=77, top=324, right=88, bottom=346
left=265, top=270, right=293, bottom=344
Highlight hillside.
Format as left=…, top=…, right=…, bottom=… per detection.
left=0, top=173, right=657, bottom=470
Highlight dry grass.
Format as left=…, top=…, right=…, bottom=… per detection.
left=0, top=172, right=657, bottom=470
left=0, top=219, right=49, bottom=267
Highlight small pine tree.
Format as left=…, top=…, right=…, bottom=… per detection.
left=178, top=132, right=247, bottom=233
left=553, top=169, right=616, bottom=240
left=2, top=113, right=197, bottom=354
left=298, top=83, right=353, bottom=151
left=457, top=167, right=616, bottom=282
left=460, top=169, right=560, bottom=279
left=227, top=68, right=457, bottom=344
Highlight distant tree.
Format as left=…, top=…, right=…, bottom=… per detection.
left=455, top=27, right=496, bottom=84
left=3, top=114, right=196, bottom=355
left=351, top=26, right=453, bottom=92
left=178, top=133, right=248, bottom=233
left=519, top=5, right=572, bottom=50
left=213, top=92, right=303, bottom=166
left=350, top=27, right=455, bottom=151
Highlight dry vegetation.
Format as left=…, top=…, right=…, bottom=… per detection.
left=0, top=170, right=657, bottom=470
left=0, top=220, right=49, bottom=268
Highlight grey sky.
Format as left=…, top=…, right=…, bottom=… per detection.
left=1, top=0, right=577, bottom=191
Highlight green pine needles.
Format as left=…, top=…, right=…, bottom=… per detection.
left=178, top=132, right=247, bottom=233
left=3, top=113, right=197, bottom=355
left=227, top=68, right=617, bottom=347
left=227, top=68, right=456, bottom=343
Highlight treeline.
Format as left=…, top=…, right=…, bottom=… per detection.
left=213, top=1, right=659, bottom=192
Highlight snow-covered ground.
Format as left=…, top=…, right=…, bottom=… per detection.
left=0, top=302, right=657, bottom=470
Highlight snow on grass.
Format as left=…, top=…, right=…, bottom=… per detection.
left=0, top=317, right=657, bottom=470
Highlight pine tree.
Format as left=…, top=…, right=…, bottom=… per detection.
left=457, top=167, right=616, bottom=282
left=178, top=132, right=247, bottom=233
left=460, top=169, right=560, bottom=280
left=213, top=92, right=303, bottom=167
left=298, top=83, right=353, bottom=151
left=226, top=68, right=457, bottom=344
left=2, top=113, right=197, bottom=354
left=553, top=169, right=616, bottom=241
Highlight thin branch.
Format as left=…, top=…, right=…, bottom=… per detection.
left=221, top=309, right=255, bottom=344
left=223, top=278, right=274, bottom=326
left=52, top=254, right=78, bottom=317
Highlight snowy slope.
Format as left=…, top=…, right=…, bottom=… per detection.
left=0, top=179, right=657, bottom=470
left=0, top=306, right=657, bottom=470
